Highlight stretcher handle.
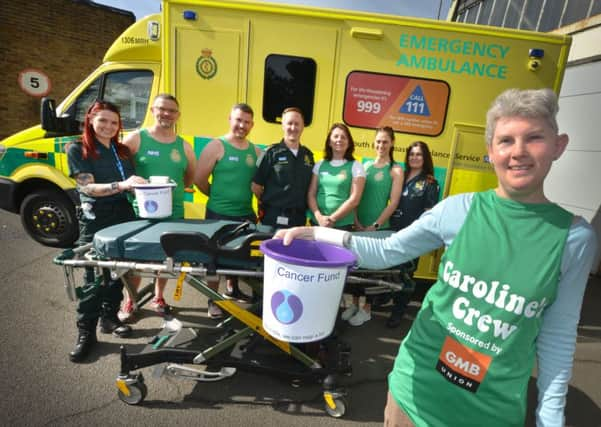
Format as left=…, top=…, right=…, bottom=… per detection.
left=211, top=221, right=253, bottom=247
left=209, top=221, right=273, bottom=256
left=160, top=231, right=210, bottom=258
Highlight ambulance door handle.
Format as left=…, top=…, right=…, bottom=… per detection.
left=350, top=27, right=383, bottom=40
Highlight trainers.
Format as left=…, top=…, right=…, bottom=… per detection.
left=222, top=287, right=252, bottom=303
left=348, top=308, right=371, bottom=326
left=150, top=297, right=171, bottom=316
left=340, top=304, right=358, bottom=321
left=207, top=299, right=224, bottom=319
left=117, top=299, right=135, bottom=323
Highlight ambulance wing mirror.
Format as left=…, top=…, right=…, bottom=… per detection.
left=41, top=97, right=58, bottom=132
left=41, top=97, right=79, bottom=135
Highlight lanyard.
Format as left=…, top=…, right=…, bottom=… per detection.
left=110, top=142, right=127, bottom=181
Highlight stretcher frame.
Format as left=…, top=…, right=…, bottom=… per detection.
left=54, top=221, right=415, bottom=418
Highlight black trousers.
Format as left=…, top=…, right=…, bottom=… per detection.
left=75, top=199, right=136, bottom=321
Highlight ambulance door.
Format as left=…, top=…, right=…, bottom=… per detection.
left=246, top=17, right=338, bottom=145
left=445, top=124, right=497, bottom=196
left=175, top=28, right=243, bottom=138
left=413, top=124, right=497, bottom=280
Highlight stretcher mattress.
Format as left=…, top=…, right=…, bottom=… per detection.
left=93, top=219, right=274, bottom=268
left=92, top=220, right=396, bottom=269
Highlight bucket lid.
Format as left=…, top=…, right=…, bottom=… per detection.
left=132, top=182, right=177, bottom=189
left=260, top=238, right=356, bottom=268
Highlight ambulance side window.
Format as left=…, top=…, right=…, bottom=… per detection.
left=263, top=54, right=316, bottom=125
left=70, top=70, right=153, bottom=130
left=103, top=71, right=153, bottom=129
left=72, top=78, right=102, bottom=124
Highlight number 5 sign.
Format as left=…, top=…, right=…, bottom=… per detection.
left=18, top=69, right=52, bottom=97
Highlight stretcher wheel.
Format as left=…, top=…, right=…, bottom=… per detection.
left=117, top=381, right=147, bottom=405
left=324, top=395, right=347, bottom=418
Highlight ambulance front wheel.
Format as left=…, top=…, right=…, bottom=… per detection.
left=20, top=188, right=78, bottom=248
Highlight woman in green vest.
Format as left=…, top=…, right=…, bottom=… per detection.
left=342, top=126, right=404, bottom=326
left=276, top=89, right=598, bottom=426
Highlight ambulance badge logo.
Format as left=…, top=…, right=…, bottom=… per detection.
left=170, top=148, right=182, bottom=163
left=196, top=48, right=217, bottom=80
left=400, top=85, right=431, bottom=116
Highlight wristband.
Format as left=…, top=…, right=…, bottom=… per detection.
left=313, top=227, right=351, bottom=248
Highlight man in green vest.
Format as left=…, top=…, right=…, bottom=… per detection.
left=119, top=94, right=196, bottom=322
left=194, top=103, right=263, bottom=319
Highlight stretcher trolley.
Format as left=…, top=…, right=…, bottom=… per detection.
left=54, top=220, right=415, bottom=418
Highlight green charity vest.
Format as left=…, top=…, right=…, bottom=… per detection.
left=356, top=161, right=393, bottom=227
left=311, top=160, right=355, bottom=227
left=133, top=129, right=187, bottom=219
left=389, top=190, right=572, bottom=427
left=207, top=137, right=257, bottom=217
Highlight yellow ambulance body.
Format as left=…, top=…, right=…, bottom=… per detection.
left=0, top=0, right=571, bottom=279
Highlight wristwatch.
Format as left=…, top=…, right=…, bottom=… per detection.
left=372, top=222, right=380, bottom=229
left=111, top=182, right=120, bottom=192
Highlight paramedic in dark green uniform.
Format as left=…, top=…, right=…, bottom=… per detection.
left=252, top=107, right=315, bottom=228
left=66, top=100, right=146, bottom=363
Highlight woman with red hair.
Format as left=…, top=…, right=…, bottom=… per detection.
left=66, top=100, right=145, bottom=363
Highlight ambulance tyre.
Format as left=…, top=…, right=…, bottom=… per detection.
left=20, top=189, right=78, bottom=248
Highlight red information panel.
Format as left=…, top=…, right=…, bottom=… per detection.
left=343, top=71, right=450, bottom=136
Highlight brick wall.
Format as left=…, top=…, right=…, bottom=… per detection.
left=0, top=0, right=134, bottom=139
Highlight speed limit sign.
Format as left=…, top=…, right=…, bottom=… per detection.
left=18, top=69, right=51, bottom=97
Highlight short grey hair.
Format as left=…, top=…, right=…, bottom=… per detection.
left=485, top=88, right=559, bottom=145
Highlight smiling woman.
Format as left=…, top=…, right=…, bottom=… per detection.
left=485, top=89, right=568, bottom=204
left=275, top=88, right=598, bottom=427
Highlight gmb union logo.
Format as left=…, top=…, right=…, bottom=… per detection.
left=271, top=290, right=303, bottom=324
left=196, top=48, right=217, bottom=79
left=144, top=200, right=158, bottom=213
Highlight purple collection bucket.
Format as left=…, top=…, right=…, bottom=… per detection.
left=260, top=238, right=356, bottom=343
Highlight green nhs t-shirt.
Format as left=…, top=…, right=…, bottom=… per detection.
left=389, top=190, right=572, bottom=427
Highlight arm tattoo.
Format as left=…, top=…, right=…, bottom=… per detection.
left=75, top=173, right=95, bottom=196
left=76, top=173, right=117, bottom=197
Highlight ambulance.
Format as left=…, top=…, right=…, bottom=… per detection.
left=0, top=0, right=571, bottom=280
